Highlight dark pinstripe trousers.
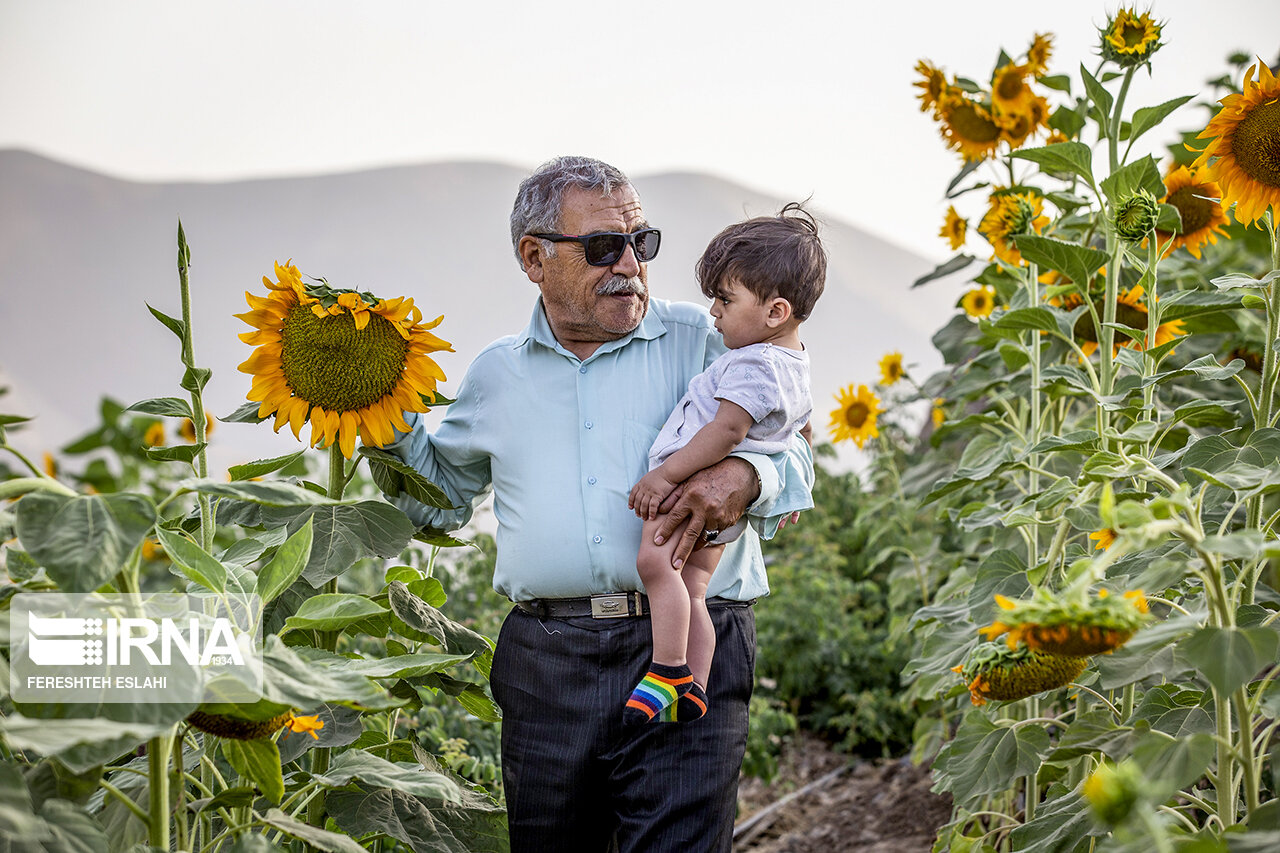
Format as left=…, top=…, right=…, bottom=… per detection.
left=489, top=601, right=756, bottom=852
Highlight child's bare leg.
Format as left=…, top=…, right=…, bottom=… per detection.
left=624, top=516, right=695, bottom=724
left=681, top=544, right=723, bottom=688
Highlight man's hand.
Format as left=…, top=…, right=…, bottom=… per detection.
left=654, top=457, right=759, bottom=569
left=629, top=469, right=679, bottom=520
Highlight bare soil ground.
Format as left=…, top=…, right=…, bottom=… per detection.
left=735, top=733, right=953, bottom=853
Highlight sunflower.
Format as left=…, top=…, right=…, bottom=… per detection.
left=828, top=384, right=880, bottom=448
left=978, top=190, right=1050, bottom=267
left=952, top=642, right=1087, bottom=706
left=141, top=538, right=167, bottom=562
left=1100, top=9, right=1162, bottom=67
left=186, top=709, right=293, bottom=741
left=991, top=63, right=1037, bottom=116
left=1074, top=284, right=1186, bottom=357
left=936, top=93, right=1004, bottom=162
left=283, top=712, right=325, bottom=740
left=236, top=261, right=453, bottom=459
left=961, top=286, right=997, bottom=319
left=42, top=452, right=57, bottom=478
left=179, top=413, right=215, bottom=444
left=1152, top=166, right=1230, bottom=258
left=914, top=59, right=951, bottom=116
left=939, top=205, right=968, bottom=250
left=932, top=398, right=946, bottom=429
left=1027, top=33, right=1054, bottom=77
left=1046, top=129, right=1071, bottom=146
left=878, top=352, right=905, bottom=386
left=1084, top=761, right=1145, bottom=826
left=980, top=589, right=1150, bottom=657
left=143, top=422, right=165, bottom=448
left=1089, top=528, right=1117, bottom=550
left=1190, top=60, right=1280, bottom=226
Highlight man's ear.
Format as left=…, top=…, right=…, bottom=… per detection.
left=518, top=235, right=547, bottom=284
left=765, top=297, right=794, bottom=328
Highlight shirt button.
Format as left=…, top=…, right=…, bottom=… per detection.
left=579, top=366, right=587, bottom=374
left=588, top=477, right=597, bottom=485
left=593, top=535, right=602, bottom=544
left=585, top=421, right=593, bottom=429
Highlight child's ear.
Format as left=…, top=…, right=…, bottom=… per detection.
left=765, top=297, right=794, bottom=327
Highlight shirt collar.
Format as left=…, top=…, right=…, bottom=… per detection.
left=514, top=297, right=668, bottom=360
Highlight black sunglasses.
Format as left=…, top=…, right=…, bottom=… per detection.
left=528, top=228, right=661, bottom=266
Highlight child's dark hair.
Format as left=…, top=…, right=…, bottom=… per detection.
left=695, top=201, right=827, bottom=321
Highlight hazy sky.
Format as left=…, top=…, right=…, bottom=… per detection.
left=2, top=0, right=1277, bottom=258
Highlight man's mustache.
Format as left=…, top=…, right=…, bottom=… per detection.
left=597, top=276, right=645, bottom=297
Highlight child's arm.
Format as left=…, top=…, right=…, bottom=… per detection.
left=629, top=400, right=755, bottom=520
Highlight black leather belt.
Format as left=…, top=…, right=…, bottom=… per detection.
left=515, top=593, right=752, bottom=620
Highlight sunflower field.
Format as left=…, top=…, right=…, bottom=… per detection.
left=826, top=7, right=1280, bottom=851
left=0, top=236, right=508, bottom=850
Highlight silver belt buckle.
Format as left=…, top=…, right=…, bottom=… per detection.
left=590, top=593, right=631, bottom=619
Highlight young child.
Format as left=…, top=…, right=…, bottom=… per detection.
left=624, top=202, right=824, bottom=725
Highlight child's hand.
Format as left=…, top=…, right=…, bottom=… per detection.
left=629, top=471, right=678, bottom=520
left=777, top=510, right=802, bottom=530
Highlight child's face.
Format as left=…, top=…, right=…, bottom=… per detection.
left=708, top=277, right=773, bottom=349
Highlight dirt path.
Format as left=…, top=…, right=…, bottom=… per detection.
left=735, top=734, right=952, bottom=852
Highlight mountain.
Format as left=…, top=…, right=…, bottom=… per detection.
left=0, top=150, right=952, bottom=475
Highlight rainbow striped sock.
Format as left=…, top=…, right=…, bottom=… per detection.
left=675, top=682, right=708, bottom=722
left=624, top=662, right=693, bottom=725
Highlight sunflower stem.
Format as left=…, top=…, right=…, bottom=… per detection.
left=1233, top=686, right=1260, bottom=818
left=1141, top=239, right=1160, bottom=429
left=1107, top=67, right=1137, bottom=174
left=147, top=727, right=174, bottom=850
left=176, top=221, right=214, bottom=551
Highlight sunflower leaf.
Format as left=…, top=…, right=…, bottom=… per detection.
left=1182, top=626, right=1280, bottom=696
left=413, top=528, right=474, bottom=549
left=931, top=711, right=1052, bottom=805
left=1211, top=270, right=1280, bottom=291
left=15, top=493, right=156, bottom=593
left=180, top=366, right=213, bottom=394
left=260, top=809, right=366, bottom=853
left=255, top=517, right=313, bottom=604
left=221, top=402, right=268, bottom=424
left=145, top=443, right=206, bottom=464
left=1012, top=235, right=1107, bottom=289
left=1011, top=142, right=1094, bottom=187
left=912, top=255, right=975, bottom=290
left=0, top=414, right=33, bottom=426
left=1128, top=95, right=1196, bottom=147
left=945, top=159, right=984, bottom=199
left=359, top=447, right=455, bottom=510
left=1139, top=354, right=1243, bottom=388
left=281, top=593, right=387, bottom=635
left=1100, top=155, right=1164, bottom=206
left=1037, top=74, right=1071, bottom=93
left=1080, top=64, right=1114, bottom=121
left=222, top=738, right=284, bottom=805
left=1156, top=203, right=1182, bottom=234
left=155, top=527, right=227, bottom=592
left=228, top=450, right=307, bottom=481
left=147, top=303, right=186, bottom=341
left=991, top=307, right=1058, bottom=333
left=1159, top=288, right=1244, bottom=321
left=125, top=396, right=194, bottom=419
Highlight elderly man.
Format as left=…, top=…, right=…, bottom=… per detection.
left=385, top=155, right=812, bottom=852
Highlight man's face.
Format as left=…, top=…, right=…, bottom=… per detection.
left=521, top=185, right=651, bottom=352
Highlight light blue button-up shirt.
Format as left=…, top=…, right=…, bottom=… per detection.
left=384, top=297, right=814, bottom=603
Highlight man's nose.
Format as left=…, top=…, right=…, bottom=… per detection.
left=612, top=243, right=641, bottom=277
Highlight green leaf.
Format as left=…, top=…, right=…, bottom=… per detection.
left=15, top=493, right=156, bottom=592
left=992, top=307, right=1059, bottom=333
left=1081, top=64, right=1114, bottom=124
left=1130, top=685, right=1215, bottom=738
left=1130, top=731, right=1215, bottom=800
left=1012, top=142, right=1095, bottom=186
left=145, top=443, right=206, bottom=464
left=281, top=593, right=387, bottom=635
left=1007, top=791, right=1103, bottom=853
left=255, top=637, right=398, bottom=711
left=255, top=517, right=313, bottom=604
left=260, top=808, right=367, bottom=853
left=191, top=785, right=257, bottom=813
left=125, top=396, right=193, bottom=419
left=1049, top=707, right=1139, bottom=761
left=931, top=712, right=1051, bottom=804
left=1170, top=399, right=1242, bottom=429
left=228, top=450, right=307, bottom=482
left=180, top=366, right=212, bottom=394
left=912, top=254, right=975, bottom=289
left=412, top=528, right=473, bottom=549
left=1049, top=104, right=1086, bottom=140
left=406, top=577, right=447, bottom=607
left=1012, top=235, right=1108, bottom=289
left=1095, top=612, right=1201, bottom=690
left=277, top=703, right=363, bottom=766
left=1183, top=429, right=1280, bottom=484
left=222, top=737, right=284, bottom=804
left=1182, top=626, right=1279, bottom=695
left=387, top=581, right=491, bottom=658
left=313, top=749, right=463, bottom=800
left=329, top=652, right=473, bottom=680
left=1212, top=270, right=1280, bottom=291
left=1038, top=74, right=1071, bottom=93
left=1128, top=96, right=1196, bottom=146
left=1159, top=288, right=1243, bottom=321
left=0, top=413, right=32, bottom=426
left=155, top=527, right=227, bottom=592
left=293, top=502, right=418, bottom=586
left=146, top=303, right=186, bottom=341
left=968, top=550, right=1029, bottom=625
left=184, top=479, right=330, bottom=507
left=0, top=714, right=174, bottom=774
left=326, top=785, right=508, bottom=853
left=221, top=401, right=268, bottom=424
left=1140, top=354, right=1244, bottom=389
left=359, top=447, right=455, bottom=510
left=1156, top=202, right=1182, bottom=233
left=946, top=159, right=985, bottom=197
left=1100, top=155, right=1165, bottom=206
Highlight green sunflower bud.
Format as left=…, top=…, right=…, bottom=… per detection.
left=187, top=709, right=291, bottom=740
left=1112, top=189, right=1161, bottom=243
left=1083, top=760, right=1145, bottom=825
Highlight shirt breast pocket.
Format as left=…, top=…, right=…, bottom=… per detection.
left=622, top=419, right=660, bottom=483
